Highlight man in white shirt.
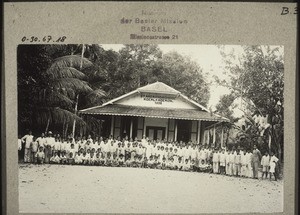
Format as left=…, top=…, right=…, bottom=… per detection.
left=141, top=135, right=148, bottom=148
left=102, top=140, right=110, bottom=158
left=87, top=134, right=93, bottom=145
left=36, top=133, right=46, bottom=151
left=21, top=130, right=34, bottom=163
left=44, top=131, right=55, bottom=163
left=190, top=145, right=197, bottom=161
left=261, top=151, right=270, bottom=179
left=53, top=139, right=61, bottom=156
left=99, top=136, right=105, bottom=150
left=79, top=137, right=86, bottom=151
left=199, top=146, right=206, bottom=164
left=145, top=140, right=153, bottom=159
left=18, top=135, right=22, bottom=162
left=245, top=149, right=253, bottom=178
left=240, top=149, right=247, bottom=177
left=107, top=135, right=113, bottom=146
left=183, top=144, right=190, bottom=162
left=269, top=152, right=279, bottom=180
left=219, top=149, right=226, bottom=175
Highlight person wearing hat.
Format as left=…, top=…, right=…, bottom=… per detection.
left=44, top=131, right=55, bottom=164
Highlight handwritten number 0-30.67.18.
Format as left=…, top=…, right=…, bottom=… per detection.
left=21, top=36, right=67, bottom=43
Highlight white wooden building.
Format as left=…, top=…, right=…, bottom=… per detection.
left=79, top=82, right=228, bottom=145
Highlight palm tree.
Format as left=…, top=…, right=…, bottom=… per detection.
left=36, top=52, right=93, bottom=135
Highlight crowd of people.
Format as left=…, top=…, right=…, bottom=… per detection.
left=19, top=130, right=280, bottom=181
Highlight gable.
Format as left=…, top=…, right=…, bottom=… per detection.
left=115, top=91, right=200, bottom=110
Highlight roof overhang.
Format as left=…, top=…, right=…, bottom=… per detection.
left=79, top=104, right=229, bottom=122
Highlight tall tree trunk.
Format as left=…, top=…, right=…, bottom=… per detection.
left=72, top=94, right=79, bottom=138
left=72, top=44, right=85, bottom=138
left=65, top=123, right=69, bottom=139
left=45, top=118, right=50, bottom=134
left=62, top=118, right=66, bottom=139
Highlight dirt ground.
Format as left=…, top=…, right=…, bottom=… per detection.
left=19, top=164, right=283, bottom=213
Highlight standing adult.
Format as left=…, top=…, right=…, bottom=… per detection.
left=252, top=145, right=262, bottom=179
left=45, top=131, right=55, bottom=163
left=21, top=130, right=34, bottom=163
left=36, top=133, right=46, bottom=151
left=18, top=135, right=22, bottom=163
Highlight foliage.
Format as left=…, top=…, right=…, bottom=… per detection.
left=18, top=44, right=211, bottom=136
left=156, top=52, right=210, bottom=106
left=214, top=45, right=284, bottom=159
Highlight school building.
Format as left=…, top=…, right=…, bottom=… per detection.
left=79, top=82, right=229, bottom=146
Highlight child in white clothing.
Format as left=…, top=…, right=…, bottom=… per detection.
left=269, top=152, right=279, bottom=181
left=261, top=151, right=270, bottom=179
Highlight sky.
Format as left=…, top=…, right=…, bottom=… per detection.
left=100, top=44, right=244, bottom=112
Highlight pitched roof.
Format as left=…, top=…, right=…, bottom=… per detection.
left=79, top=104, right=228, bottom=122
left=81, top=81, right=208, bottom=112
left=138, top=82, right=180, bottom=94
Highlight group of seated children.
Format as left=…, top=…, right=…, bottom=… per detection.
left=46, top=147, right=211, bottom=172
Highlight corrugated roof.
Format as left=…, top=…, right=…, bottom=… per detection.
left=79, top=104, right=228, bottom=122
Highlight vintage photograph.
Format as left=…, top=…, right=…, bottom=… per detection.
left=17, top=44, right=284, bottom=213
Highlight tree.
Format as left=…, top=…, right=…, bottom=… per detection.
left=215, top=45, right=284, bottom=160
left=18, top=45, right=107, bottom=137
left=157, top=51, right=210, bottom=106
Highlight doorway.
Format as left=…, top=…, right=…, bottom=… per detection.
left=176, top=120, right=191, bottom=143
left=146, top=126, right=166, bottom=141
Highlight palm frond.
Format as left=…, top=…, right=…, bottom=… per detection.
left=85, top=89, right=107, bottom=106
left=51, top=78, right=93, bottom=93
left=45, top=67, right=86, bottom=80
left=36, top=107, right=86, bottom=126
left=50, top=55, right=93, bottom=71
left=84, top=115, right=102, bottom=134
left=38, top=89, right=74, bottom=108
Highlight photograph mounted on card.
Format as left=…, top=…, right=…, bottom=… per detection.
left=3, top=2, right=297, bottom=215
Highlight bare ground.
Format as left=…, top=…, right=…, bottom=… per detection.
left=19, top=164, right=283, bottom=213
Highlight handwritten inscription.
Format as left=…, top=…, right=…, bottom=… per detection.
left=281, top=7, right=297, bottom=15
left=21, top=36, right=67, bottom=43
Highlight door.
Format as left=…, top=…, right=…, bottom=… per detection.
left=176, top=120, right=191, bottom=143
left=146, top=126, right=166, bottom=141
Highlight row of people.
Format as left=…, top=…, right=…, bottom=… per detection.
left=35, top=146, right=218, bottom=172
left=19, top=131, right=279, bottom=180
